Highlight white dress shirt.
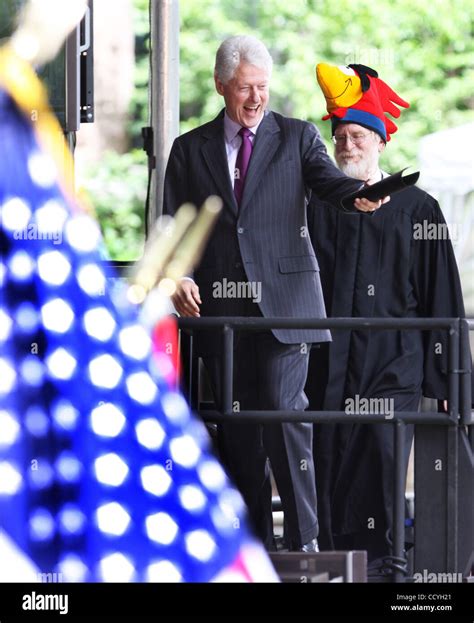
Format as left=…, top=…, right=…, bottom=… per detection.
left=223, top=111, right=264, bottom=188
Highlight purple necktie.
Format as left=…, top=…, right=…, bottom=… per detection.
left=233, top=127, right=253, bottom=205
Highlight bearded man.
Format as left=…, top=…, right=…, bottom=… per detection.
left=306, top=63, right=470, bottom=577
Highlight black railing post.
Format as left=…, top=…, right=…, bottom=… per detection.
left=189, top=332, right=200, bottom=411
left=447, top=321, right=460, bottom=571
left=221, top=325, right=234, bottom=416
left=460, top=319, right=473, bottom=428
left=468, top=321, right=474, bottom=451
left=393, top=419, right=406, bottom=583
left=448, top=320, right=460, bottom=422
left=179, top=329, right=198, bottom=410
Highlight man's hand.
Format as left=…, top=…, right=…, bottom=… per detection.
left=354, top=196, right=390, bottom=212
left=172, top=279, right=202, bottom=317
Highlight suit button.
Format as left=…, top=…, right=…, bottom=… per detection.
left=235, top=262, right=242, bottom=269
left=237, top=227, right=244, bottom=234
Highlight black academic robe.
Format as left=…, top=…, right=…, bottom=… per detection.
left=305, top=184, right=471, bottom=558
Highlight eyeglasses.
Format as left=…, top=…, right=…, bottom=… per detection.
left=332, top=131, right=374, bottom=146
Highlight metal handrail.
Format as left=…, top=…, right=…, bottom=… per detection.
left=179, top=316, right=459, bottom=330
left=177, top=315, right=473, bottom=583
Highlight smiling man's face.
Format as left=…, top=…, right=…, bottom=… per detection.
left=334, top=123, right=385, bottom=181
left=215, top=62, right=269, bottom=128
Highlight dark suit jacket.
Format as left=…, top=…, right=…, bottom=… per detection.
left=163, top=109, right=363, bottom=345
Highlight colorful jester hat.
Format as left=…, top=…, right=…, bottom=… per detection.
left=316, top=63, right=409, bottom=142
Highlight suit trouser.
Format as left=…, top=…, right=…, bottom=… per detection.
left=203, top=330, right=318, bottom=549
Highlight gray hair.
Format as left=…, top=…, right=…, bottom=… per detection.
left=215, top=35, right=273, bottom=84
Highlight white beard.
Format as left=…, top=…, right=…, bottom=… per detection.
left=337, top=160, right=369, bottom=180
left=336, top=144, right=381, bottom=182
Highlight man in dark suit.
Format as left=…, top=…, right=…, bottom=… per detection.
left=163, top=35, right=382, bottom=551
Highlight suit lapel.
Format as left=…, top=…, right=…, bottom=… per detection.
left=239, top=111, right=281, bottom=214
left=201, top=111, right=238, bottom=215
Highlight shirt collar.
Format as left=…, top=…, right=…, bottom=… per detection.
left=223, top=110, right=264, bottom=143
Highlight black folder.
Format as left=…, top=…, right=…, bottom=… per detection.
left=341, top=168, right=420, bottom=212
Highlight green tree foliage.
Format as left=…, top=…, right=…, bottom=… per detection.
left=130, top=0, right=151, bottom=142
left=179, top=0, right=473, bottom=172
left=87, top=149, right=147, bottom=260
left=84, top=0, right=150, bottom=260
left=92, top=0, right=473, bottom=258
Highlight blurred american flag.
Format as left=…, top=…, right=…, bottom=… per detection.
left=0, top=85, right=277, bottom=583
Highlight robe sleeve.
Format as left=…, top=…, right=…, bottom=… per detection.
left=411, top=194, right=473, bottom=402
